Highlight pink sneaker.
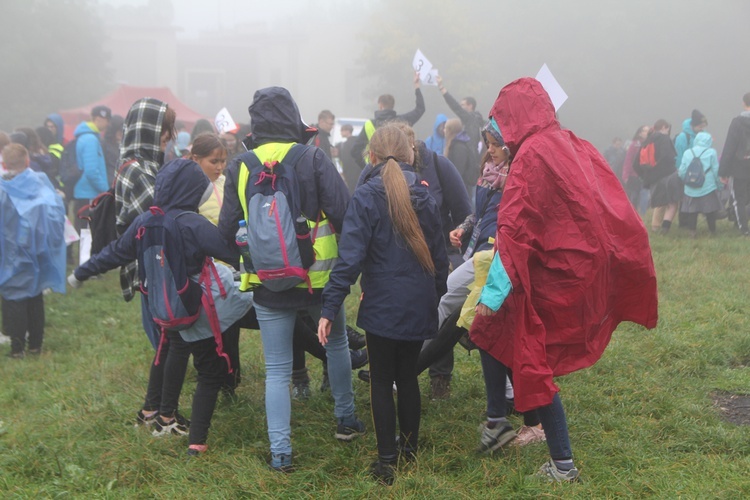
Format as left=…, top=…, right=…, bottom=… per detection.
left=511, top=425, right=546, bottom=447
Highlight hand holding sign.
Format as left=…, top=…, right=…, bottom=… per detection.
left=413, top=49, right=439, bottom=86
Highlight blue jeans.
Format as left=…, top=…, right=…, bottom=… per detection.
left=479, top=349, right=571, bottom=460
left=254, top=302, right=355, bottom=456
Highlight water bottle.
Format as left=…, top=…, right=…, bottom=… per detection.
left=235, top=220, right=253, bottom=265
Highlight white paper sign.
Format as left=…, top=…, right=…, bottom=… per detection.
left=215, top=107, right=237, bottom=134
left=79, top=228, right=91, bottom=265
left=535, top=64, right=568, bottom=111
left=64, top=217, right=79, bottom=246
left=413, top=49, right=436, bottom=84
left=423, top=69, right=439, bottom=86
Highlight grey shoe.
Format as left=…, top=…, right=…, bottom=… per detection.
left=536, top=459, right=581, bottom=483
left=476, top=420, right=516, bottom=454
left=335, top=415, right=365, bottom=441
left=292, top=381, right=312, bottom=401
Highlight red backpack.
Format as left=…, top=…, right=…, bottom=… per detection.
left=639, top=143, right=657, bottom=169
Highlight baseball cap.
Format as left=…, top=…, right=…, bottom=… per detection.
left=91, top=105, right=112, bottom=120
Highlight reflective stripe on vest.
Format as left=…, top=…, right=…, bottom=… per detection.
left=236, top=158, right=338, bottom=292
left=48, top=143, right=63, bottom=160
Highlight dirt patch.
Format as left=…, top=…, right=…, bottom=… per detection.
left=713, top=391, right=750, bottom=426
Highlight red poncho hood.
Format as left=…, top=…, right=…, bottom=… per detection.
left=470, top=78, right=658, bottom=412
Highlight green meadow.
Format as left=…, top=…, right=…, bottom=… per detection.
left=1, top=220, right=749, bottom=498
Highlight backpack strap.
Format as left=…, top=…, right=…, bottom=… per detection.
left=199, top=257, right=232, bottom=373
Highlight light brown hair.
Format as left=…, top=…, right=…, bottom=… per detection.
left=369, top=125, right=435, bottom=274
left=191, top=132, right=226, bottom=158
left=2, top=143, right=29, bottom=171
left=161, top=106, right=177, bottom=143
left=443, top=118, right=463, bottom=157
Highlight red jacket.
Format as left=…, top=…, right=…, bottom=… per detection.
left=470, top=78, right=658, bottom=412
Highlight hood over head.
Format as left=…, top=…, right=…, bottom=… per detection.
left=432, top=114, right=448, bottom=135
left=681, top=118, right=696, bottom=139
left=46, top=113, right=64, bottom=143
left=245, top=87, right=315, bottom=150
left=153, top=158, right=210, bottom=213
left=489, top=78, right=559, bottom=156
left=692, top=131, right=713, bottom=149
left=121, top=98, right=168, bottom=164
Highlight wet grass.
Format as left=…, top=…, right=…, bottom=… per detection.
left=1, top=218, right=749, bottom=497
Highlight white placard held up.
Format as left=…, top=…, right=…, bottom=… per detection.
left=215, top=107, right=238, bottom=134
left=423, top=68, right=439, bottom=86
left=535, top=64, right=568, bottom=111
left=412, top=49, right=434, bottom=84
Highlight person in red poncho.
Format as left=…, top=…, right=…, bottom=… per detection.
left=471, top=78, right=658, bottom=482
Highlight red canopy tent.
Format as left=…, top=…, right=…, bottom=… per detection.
left=59, top=85, right=207, bottom=142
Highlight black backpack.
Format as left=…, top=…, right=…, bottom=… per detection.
left=59, top=131, right=95, bottom=201
left=77, top=159, right=135, bottom=255
left=684, top=149, right=708, bottom=188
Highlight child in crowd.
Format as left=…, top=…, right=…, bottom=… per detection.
left=68, top=159, right=251, bottom=455
left=319, top=125, right=449, bottom=485
left=677, top=131, right=723, bottom=237
left=0, top=144, right=66, bottom=358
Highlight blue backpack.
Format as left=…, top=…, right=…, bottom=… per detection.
left=238, top=145, right=315, bottom=292
left=135, top=207, right=232, bottom=370
left=684, top=149, right=708, bottom=188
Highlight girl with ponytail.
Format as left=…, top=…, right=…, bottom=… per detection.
left=318, top=124, right=449, bottom=485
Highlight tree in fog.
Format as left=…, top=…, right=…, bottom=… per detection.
left=0, top=0, right=112, bottom=131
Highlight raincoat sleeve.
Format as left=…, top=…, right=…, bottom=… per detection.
left=320, top=191, right=375, bottom=321
left=478, top=251, right=512, bottom=312
left=397, top=88, right=426, bottom=126
left=74, top=222, right=138, bottom=280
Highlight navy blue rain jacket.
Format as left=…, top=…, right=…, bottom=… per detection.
left=321, top=162, right=449, bottom=341
left=472, top=184, right=503, bottom=255
left=75, top=158, right=238, bottom=280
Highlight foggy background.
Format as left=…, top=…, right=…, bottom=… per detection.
left=2, top=0, right=749, bottom=151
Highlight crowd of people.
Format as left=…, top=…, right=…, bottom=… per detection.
left=17, top=75, right=750, bottom=487
left=602, top=94, right=750, bottom=238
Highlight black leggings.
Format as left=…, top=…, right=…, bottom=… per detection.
left=143, top=330, right=191, bottom=415
left=680, top=211, right=717, bottom=232
left=367, top=332, right=423, bottom=460
left=188, top=335, right=231, bottom=445
left=2, top=294, right=44, bottom=354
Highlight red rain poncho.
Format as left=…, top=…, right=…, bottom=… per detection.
left=470, top=78, right=658, bottom=412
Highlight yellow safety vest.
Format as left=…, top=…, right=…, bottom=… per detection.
left=236, top=147, right=338, bottom=292
left=362, top=120, right=377, bottom=162
left=48, top=143, right=63, bottom=160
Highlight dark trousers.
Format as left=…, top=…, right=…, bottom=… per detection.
left=222, top=321, right=241, bottom=390
left=2, top=294, right=45, bottom=354
left=292, top=312, right=328, bottom=377
left=732, top=178, right=750, bottom=233
left=680, top=211, right=717, bottom=233
left=367, top=332, right=423, bottom=460
left=188, top=334, right=231, bottom=446
left=479, top=348, right=571, bottom=460
left=143, top=330, right=191, bottom=416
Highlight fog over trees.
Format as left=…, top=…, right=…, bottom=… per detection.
left=2, top=0, right=749, bottom=149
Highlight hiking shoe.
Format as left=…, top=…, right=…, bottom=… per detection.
left=358, top=369, right=371, bottom=384
left=8, top=351, right=24, bottom=359
left=135, top=409, right=159, bottom=427
left=346, top=326, right=366, bottom=350
left=369, top=460, right=395, bottom=486
left=477, top=420, right=516, bottom=454
left=187, top=444, right=208, bottom=457
left=268, top=453, right=294, bottom=473
left=350, top=348, right=369, bottom=370
left=430, top=375, right=451, bottom=400
left=27, top=347, right=42, bottom=356
left=292, top=381, right=312, bottom=401
left=335, top=415, right=365, bottom=441
left=536, top=459, right=581, bottom=483
left=152, top=412, right=190, bottom=437
left=511, top=425, right=546, bottom=447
